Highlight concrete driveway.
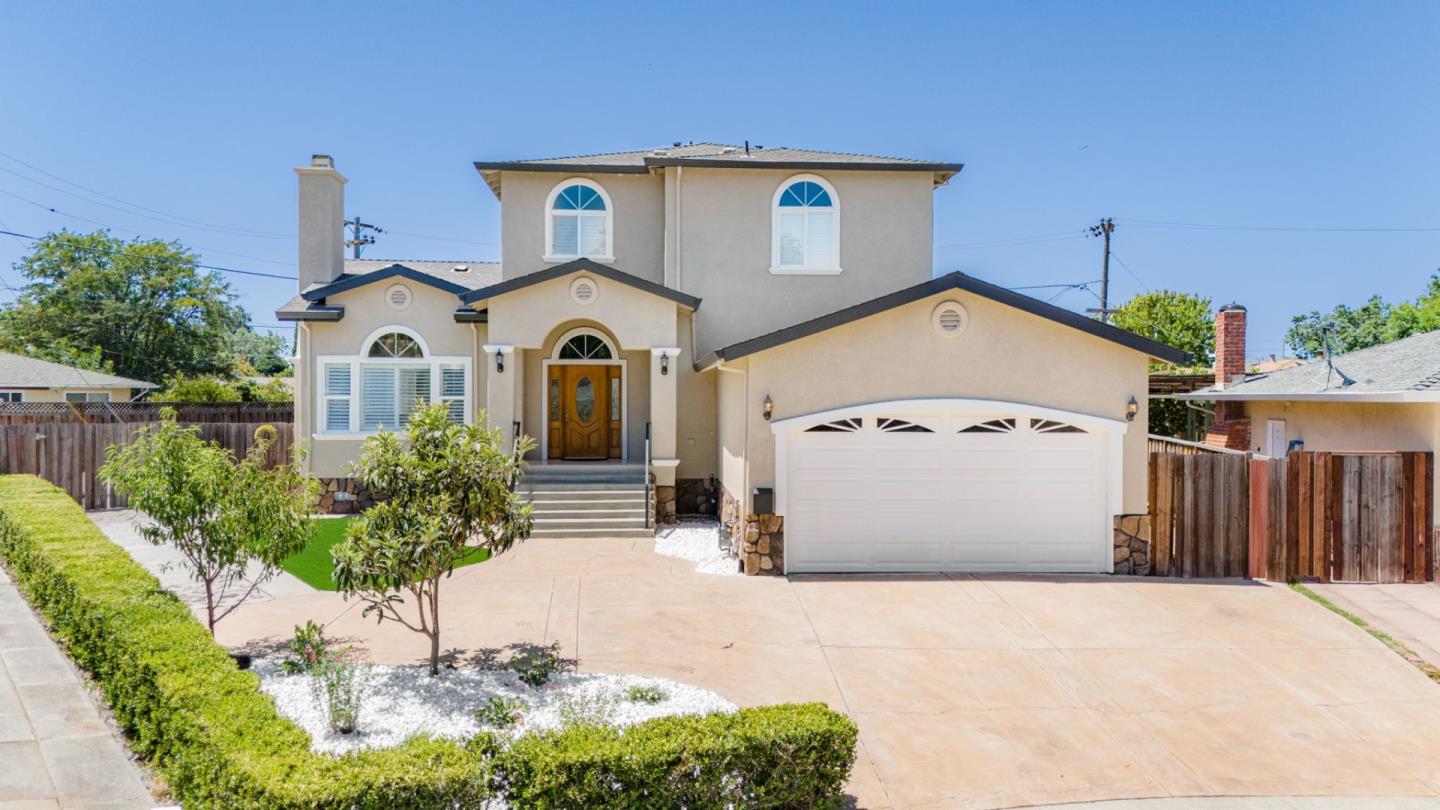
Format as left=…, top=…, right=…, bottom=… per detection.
left=215, top=537, right=1440, bottom=809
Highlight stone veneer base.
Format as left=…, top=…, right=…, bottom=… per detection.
left=1113, top=514, right=1152, bottom=576
left=316, top=477, right=378, bottom=515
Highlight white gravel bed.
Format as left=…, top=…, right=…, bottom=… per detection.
left=254, top=659, right=736, bottom=755
left=654, top=519, right=740, bottom=576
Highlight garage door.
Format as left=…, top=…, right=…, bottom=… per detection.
left=782, top=408, right=1112, bottom=573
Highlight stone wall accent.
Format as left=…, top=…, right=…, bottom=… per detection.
left=719, top=485, right=742, bottom=549
left=741, top=513, right=784, bottom=576
left=316, top=477, right=378, bottom=515
left=1113, top=514, right=1152, bottom=576
left=654, top=485, right=677, bottom=525
left=674, top=477, right=718, bottom=516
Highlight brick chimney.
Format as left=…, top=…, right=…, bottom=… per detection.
left=1205, top=303, right=1251, bottom=450
left=295, top=154, right=346, bottom=291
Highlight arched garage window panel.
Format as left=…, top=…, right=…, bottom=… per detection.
left=959, top=418, right=1016, bottom=434
left=546, top=179, right=612, bottom=260
left=1031, top=418, right=1088, bottom=434
left=772, top=176, right=839, bottom=273
left=804, top=417, right=862, bottom=433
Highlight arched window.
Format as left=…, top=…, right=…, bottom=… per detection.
left=556, top=332, right=614, bottom=360
left=772, top=176, right=840, bottom=274
left=367, top=331, right=425, bottom=358
left=546, top=179, right=612, bottom=261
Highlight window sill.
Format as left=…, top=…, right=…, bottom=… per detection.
left=544, top=254, right=615, bottom=264
left=768, top=266, right=844, bottom=276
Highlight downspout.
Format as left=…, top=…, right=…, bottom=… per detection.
left=675, top=166, right=683, bottom=293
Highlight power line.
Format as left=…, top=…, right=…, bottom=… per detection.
left=0, top=228, right=297, bottom=281
left=1115, top=217, right=1440, bottom=233
left=1007, top=279, right=1101, bottom=291
left=1108, top=251, right=1149, bottom=291
left=0, top=150, right=292, bottom=239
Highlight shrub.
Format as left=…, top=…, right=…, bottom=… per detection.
left=310, top=647, right=369, bottom=734
left=555, top=688, right=617, bottom=728
left=626, top=684, right=668, bottom=704
left=510, top=641, right=565, bottom=688
left=475, top=695, right=528, bottom=730
left=281, top=620, right=328, bottom=674
left=495, top=703, right=859, bottom=808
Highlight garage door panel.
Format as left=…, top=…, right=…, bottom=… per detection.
left=785, top=409, right=1110, bottom=574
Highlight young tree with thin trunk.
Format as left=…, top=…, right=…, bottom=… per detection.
left=99, top=413, right=316, bottom=633
left=332, top=403, right=534, bottom=677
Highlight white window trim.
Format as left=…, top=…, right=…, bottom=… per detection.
left=0, top=390, right=23, bottom=403
left=314, top=326, right=472, bottom=438
left=550, top=326, right=619, bottom=360
left=543, top=177, right=616, bottom=264
left=769, top=173, right=842, bottom=275
left=63, top=390, right=112, bottom=403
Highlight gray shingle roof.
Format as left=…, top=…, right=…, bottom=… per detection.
left=276, top=259, right=499, bottom=320
left=0, top=351, right=155, bottom=389
left=1185, top=329, right=1440, bottom=399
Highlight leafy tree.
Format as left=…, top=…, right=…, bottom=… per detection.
left=1383, top=272, right=1440, bottom=342
left=0, top=230, right=249, bottom=383
left=1111, top=291, right=1215, bottom=438
left=99, top=412, right=317, bottom=633
left=228, top=328, right=291, bottom=375
left=1285, top=295, right=1392, bottom=359
left=332, top=404, right=534, bottom=676
left=153, top=375, right=244, bottom=403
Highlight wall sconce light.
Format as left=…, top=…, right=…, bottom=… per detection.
left=1126, top=396, right=1138, bottom=422
left=762, top=395, right=774, bottom=421
left=660, top=355, right=669, bottom=375
left=495, top=349, right=505, bottom=374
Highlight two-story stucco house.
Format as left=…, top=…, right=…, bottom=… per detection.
left=278, top=145, right=1185, bottom=575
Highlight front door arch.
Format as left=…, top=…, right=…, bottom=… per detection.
left=543, top=327, right=626, bottom=461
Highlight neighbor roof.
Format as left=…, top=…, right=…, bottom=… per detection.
left=474, top=143, right=964, bottom=197
left=1182, top=330, right=1440, bottom=402
left=460, top=258, right=702, bottom=310
left=0, top=351, right=155, bottom=390
left=277, top=259, right=499, bottom=321
left=694, top=272, right=1190, bottom=371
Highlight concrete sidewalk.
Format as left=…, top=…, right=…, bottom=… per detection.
left=0, top=567, right=154, bottom=808
left=1032, top=797, right=1440, bottom=809
left=1307, top=582, right=1440, bottom=669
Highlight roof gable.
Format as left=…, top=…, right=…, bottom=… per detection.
left=301, top=263, right=474, bottom=302
left=459, top=259, right=701, bottom=310
left=695, top=272, right=1189, bottom=370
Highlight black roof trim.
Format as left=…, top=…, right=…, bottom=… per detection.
left=695, top=271, right=1189, bottom=370
left=277, top=305, right=344, bottom=322
left=459, top=258, right=701, bottom=310
left=473, top=161, right=651, bottom=175
left=301, top=264, right=472, bottom=302
left=453, top=307, right=487, bottom=323
left=644, top=157, right=964, bottom=173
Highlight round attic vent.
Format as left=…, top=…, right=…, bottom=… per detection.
left=570, top=276, right=598, bottom=306
left=386, top=284, right=413, bottom=311
left=931, top=300, right=969, bottom=337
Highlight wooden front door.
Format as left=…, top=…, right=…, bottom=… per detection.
left=556, top=365, right=605, bottom=459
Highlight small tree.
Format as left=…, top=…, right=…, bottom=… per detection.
left=333, top=403, right=534, bottom=677
left=99, top=412, right=317, bottom=634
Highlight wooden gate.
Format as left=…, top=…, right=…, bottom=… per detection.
left=1148, top=452, right=1250, bottom=577
left=1254, top=451, right=1432, bottom=583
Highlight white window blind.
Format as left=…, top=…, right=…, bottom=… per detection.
left=323, top=363, right=352, bottom=432
left=552, top=216, right=578, bottom=255
left=399, top=366, right=431, bottom=424
left=361, top=366, right=397, bottom=431
left=440, top=364, right=466, bottom=424
left=778, top=212, right=805, bottom=266
left=805, top=211, right=834, bottom=269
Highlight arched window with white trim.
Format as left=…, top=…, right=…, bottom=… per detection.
left=316, top=327, right=471, bottom=435
left=545, top=179, right=613, bottom=261
left=771, top=175, right=840, bottom=274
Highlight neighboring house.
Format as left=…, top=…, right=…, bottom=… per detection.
left=279, top=147, right=1185, bottom=574
left=1185, top=305, right=1440, bottom=459
left=0, top=351, right=155, bottom=403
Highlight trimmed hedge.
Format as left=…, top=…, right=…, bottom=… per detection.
left=497, top=704, right=858, bottom=808
left=0, top=475, right=859, bottom=808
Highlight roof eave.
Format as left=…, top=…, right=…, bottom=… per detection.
left=1179, top=390, right=1440, bottom=403
left=301, top=264, right=470, bottom=302
left=642, top=157, right=966, bottom=175
left=277, top=306, right=344, bottom=322
left=459, top=258, right=701, bottom=310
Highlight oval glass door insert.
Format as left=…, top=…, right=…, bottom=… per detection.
left=574, top=376, right=595, bottom=422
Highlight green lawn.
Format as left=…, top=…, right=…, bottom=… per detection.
left=281, top=517, right=490, bottom=591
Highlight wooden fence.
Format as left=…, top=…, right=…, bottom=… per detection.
left=0, top=422, right=295, bottom=510
left=1149, top=452, right=1251, bottom=577
left=1149, top=450, right=1433, bottom=583
left=1147, top=434, right=1246, bottom=456
left=0, top=402, right=293, bottom=425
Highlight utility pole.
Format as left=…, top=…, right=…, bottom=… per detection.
left=1088, top=218, right=1115, bottom=322
left=344, top=217, right=384, bottom=259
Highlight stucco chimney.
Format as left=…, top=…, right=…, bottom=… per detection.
left=295, top=154, right=346, bottom=290
left=1214, top=303, right=1247, bottom=390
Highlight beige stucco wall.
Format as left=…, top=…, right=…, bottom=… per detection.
left=674, top=310, right=716, bottom=481
left=9, top=387, right=137, bottom=403
left=1244, top=399, right=1440, bottom=523
left=673, top=168, right=936, bottom=356
left=715, top=357, right=749, bottom=504
left=499, top=171, right=665, bottom=283
left=720, top=288, right=1151, bottom=514
left=300, top=282, right=488, bottom=478
left=483, top=272, right=680, bottom=351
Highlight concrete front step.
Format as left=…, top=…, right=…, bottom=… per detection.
left=530, top=526, right=655, bottom=538
left=533, top=508, right=648, bottom=521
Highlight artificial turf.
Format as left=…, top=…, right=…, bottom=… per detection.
left=280, top=517, right=490, bottom=591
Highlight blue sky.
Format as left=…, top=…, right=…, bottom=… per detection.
left=1, top=1, right=1436, bottom=360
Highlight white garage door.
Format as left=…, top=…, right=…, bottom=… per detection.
left=782, top=408, right=1113, bottom=573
